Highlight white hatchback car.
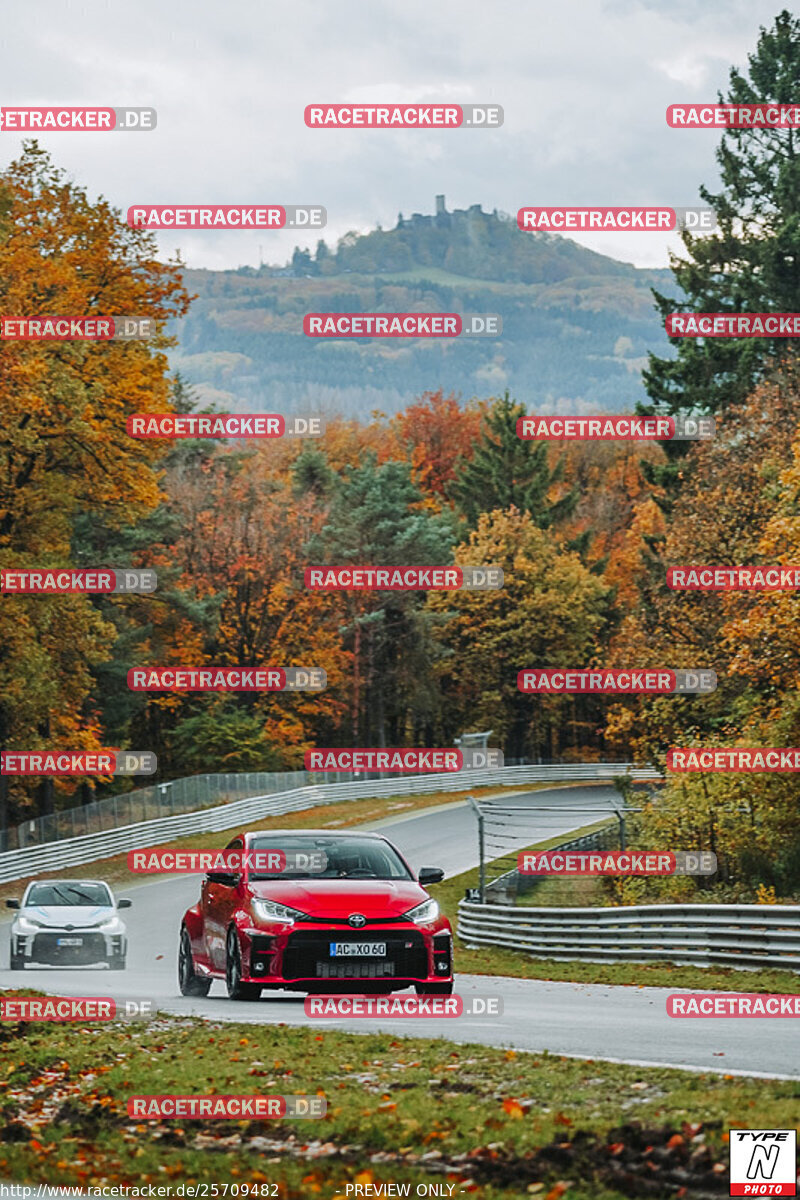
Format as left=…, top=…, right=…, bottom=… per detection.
left=7, top=879, right=131, bottom=970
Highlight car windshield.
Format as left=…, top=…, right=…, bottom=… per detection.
left=248, top=836, right=411, bottom=881
left=26, top=882, right=113, bottom=907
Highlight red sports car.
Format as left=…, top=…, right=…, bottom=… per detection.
left=179, top=830, right=453, bottom=999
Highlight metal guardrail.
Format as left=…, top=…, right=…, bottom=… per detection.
left=0, top=762, right=660, bottom=884
left=457, top=900, right=800, bottom=971
left=1, top=770, right=311, bottom=851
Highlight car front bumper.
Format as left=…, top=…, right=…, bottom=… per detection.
left=238, top=921, right=453, bottom=990
left=12, top=928, right=127, bottom=965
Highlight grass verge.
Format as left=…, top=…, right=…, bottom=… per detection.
left=0, top=1007, right=795, bottom=1196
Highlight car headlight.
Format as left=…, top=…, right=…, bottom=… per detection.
left=15, top=916, right=42, bottom=932
left=97, top=918, right=124, bottom=932
left=252, top=899, right=307, bottom=925
left=404, top=898, right=439, bottom=924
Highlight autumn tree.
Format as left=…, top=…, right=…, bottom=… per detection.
left=0, top=143, right=190, bottom=826
left=428, top=507, right=610, bottom=759
left=391, top=390, right=484, bottom=502
left=607, top=367, right=800, bottom=893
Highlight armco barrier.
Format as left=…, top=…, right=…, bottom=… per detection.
left=457, top=899, right=800, bottom=971
left=0, top=763, right=659, bottom=884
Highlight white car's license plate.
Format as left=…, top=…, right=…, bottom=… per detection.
left=57, top=937, right=83, bottom=946
left=330, top=942, right=386, bottom=957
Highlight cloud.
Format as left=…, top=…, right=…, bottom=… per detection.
left=0, top=0, right=782, bottom=270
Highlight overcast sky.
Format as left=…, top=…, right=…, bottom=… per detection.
left=0, top=0, right=783, bottom=271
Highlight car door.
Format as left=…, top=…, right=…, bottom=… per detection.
left=204, top=837, right=244, bottom=970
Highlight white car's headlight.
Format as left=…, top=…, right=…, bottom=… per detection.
left=252, top=899, right=307, bottom=925
left=97, top=918, right=124, bottom=932
left=15, top=916, right=42, bottom=932
left=404, top=898, right=439, bottom=924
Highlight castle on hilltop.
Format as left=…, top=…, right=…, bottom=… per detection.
left=395, top=196, right=498, bottom=230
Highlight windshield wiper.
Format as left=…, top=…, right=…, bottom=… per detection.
left=63, top=886, right=102, bottom=904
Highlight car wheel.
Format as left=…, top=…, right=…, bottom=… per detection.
left=225, top=928, right=261, bottom=1001
left=108, top=955, right=127, bottom=971
left=178, top=927, right=212, bottom=997
left=415, top=982, right=454, bottom=995
left=9, top=956, right=24, bottom=971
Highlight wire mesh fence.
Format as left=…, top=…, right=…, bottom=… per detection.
left=0, top=771, right=308, bottom=851
left=464, top=792, right=643, bottom=903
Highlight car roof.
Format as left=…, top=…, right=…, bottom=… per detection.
left=25, top=879, right=113, bottom=890
left=241, top=829, right=388, bottom=843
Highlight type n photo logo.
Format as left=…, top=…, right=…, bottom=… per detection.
left=729, top=1129, right=797, bottom=1195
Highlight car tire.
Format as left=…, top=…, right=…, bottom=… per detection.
left=9, top=956, right=24, bottom=971
left=226, top=928, right=261, bottom=1001
left=178, top=927, right=212, bottom=997
left=415, top=981, right=454, bottom=995
left=108, top=956, right=126, bottom=971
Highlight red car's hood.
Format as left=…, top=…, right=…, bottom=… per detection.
left=248, top=878, right=428, bottom=919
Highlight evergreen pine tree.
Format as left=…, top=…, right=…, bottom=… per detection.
left=642, top=10, right=800, bottom=435
left=449, top=392, right=578, bottom=528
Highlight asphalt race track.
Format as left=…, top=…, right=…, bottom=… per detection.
left=1, top=785, right=791, bottom=1080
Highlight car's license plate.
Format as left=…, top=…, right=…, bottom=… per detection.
left=57, top=937, right=83, bottom=946
left=329, top=942, right=386, bottom=957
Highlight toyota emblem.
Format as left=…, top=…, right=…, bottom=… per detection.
left=348, top=913, right=367, bottom=928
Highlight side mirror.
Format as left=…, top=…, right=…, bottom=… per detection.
left=207, top=871, right=239, bottom=887
left=117, top=898, right=133, bottom=909
left=5, top=899, right=20, bottom=909
left=418, top=867, right=445, bottom=885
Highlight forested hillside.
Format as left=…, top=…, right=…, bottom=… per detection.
left=172, top=201, right=674, bottom=416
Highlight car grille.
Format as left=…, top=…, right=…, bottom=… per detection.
left=316, top=960, right=395, bottom=979
left=282, top=930, right=427, bottom=981
left=32, top=932, right=107, bottom=964
left=296, top=915, right=407, bottom=925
